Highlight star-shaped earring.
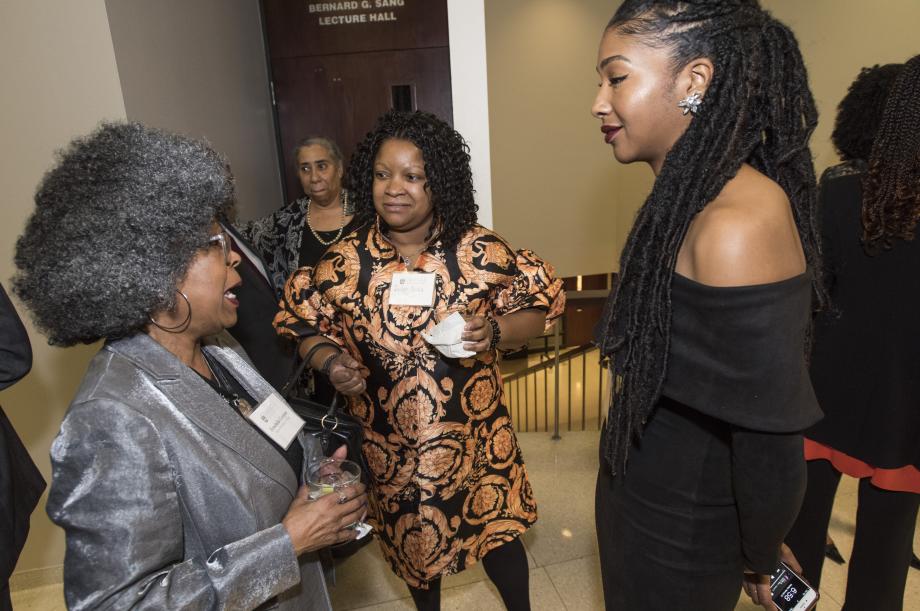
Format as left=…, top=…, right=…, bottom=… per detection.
left=678, top=91, right=702, bottom=115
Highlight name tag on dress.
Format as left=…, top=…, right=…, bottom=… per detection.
left=247, top=392, right=305, bottom=450
left=389, top=272, right=436, bottom=307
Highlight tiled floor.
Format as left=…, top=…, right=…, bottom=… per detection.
left=11, top=430, right=920, bottom=610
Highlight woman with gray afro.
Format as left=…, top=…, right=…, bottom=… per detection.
left=13, top=122, right=366, bottom=610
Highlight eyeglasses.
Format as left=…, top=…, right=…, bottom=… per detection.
left=207, top=231, right=232, bottom=266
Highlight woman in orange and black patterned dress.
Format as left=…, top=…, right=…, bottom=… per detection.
left=274, top=110, right=564, bottom=610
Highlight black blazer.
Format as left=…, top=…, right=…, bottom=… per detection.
left=0, top=283, right=45, bottom=592
left=222, top=223, right=297, bottom=391
left=807, top=164, right=920, bottom=470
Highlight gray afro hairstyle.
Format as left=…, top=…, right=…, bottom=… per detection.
left=13, top=122, right=234, bottom=346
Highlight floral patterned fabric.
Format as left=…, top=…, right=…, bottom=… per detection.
left=274, top=222, right=565, bottom=587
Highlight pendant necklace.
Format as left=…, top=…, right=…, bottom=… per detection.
left=397, top=245, right=426, bottom=270
left=200, top=351, right=254, bottom=417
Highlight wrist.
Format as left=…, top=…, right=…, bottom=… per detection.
left=306, top=342, right=341, bottom=371
left=282, top=519, right=305, bottom=556
left=320, top=349, right=342, bottom=376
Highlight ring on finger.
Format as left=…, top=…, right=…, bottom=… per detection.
left=337, top=490, right=348, bottom=504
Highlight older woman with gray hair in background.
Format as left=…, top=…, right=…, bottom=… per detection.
left=239, top=136, right=358, bottom=296
left=239, top=136, right=359, bottom=404
left=13, top=122, right=367, bottom=610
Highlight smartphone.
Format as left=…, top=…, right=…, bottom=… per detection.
left=771, top=562, right=818, bottom=611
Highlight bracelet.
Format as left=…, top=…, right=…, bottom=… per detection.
left=486, top=314, right=501, bottom=351
left=301, top=343, right=328, bottom=369
left=301, top=342, right=339, bottom=370
left=320, top=349, right=342, bottom=377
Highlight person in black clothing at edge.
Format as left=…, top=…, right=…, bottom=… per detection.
left=221, top=221, right=297, bottom=392
left=0, top=283, right=45, bottom=611
left=591, top=1, right=825, bottom=609
left=785, top=55, right=920, bottom=611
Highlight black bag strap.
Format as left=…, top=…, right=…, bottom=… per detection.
left=280, top=350, right=311, bottom=399
left=281, top=342, right=341, bottom=418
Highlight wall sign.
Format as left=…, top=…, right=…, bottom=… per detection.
left=308, top=1, right=405, bottom=26
left=261, top=0, right=451, bottom=199
left=263, top=0, right=447, bottom=58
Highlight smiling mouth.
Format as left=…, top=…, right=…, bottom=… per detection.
left=382, top=203, right=409, bottom=212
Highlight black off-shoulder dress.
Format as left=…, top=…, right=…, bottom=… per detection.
left=596, top=270, right=822, bottom=610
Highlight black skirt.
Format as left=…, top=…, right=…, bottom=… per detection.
left=596, top=398, right=743, bottom=610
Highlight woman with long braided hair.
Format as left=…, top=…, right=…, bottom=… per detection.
left=591, top=1, right=825, bottom=608
left=785, top=55, right=920, bottom=610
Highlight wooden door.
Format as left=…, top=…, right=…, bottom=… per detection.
left=261, top=0, right=452, bottom=201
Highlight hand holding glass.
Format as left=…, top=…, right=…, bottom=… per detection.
left=307, top=458, right=372, bottom=538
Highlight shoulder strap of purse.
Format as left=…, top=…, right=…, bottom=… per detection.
left=280, top=351, right=311, bottom=399
left=280, top=342, right=341, bottom=418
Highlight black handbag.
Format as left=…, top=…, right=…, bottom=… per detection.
left=280, top=351, right=369, bottom=482
left=281, top=351, right=374, bottom=557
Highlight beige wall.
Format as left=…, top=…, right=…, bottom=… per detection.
left=105, top=0, right=283, bottom=221
left=486, top=0, right=637, bottom=277
left=763, top=0, right=920, bottom=173
left=0, top=0, right=127, bottom=581
left=485, top=0, right=920, bottom=276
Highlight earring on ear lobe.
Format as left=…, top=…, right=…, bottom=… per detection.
left=678, top=91, right=702, bottom=115
left=148, top=291, right=193, bottom=333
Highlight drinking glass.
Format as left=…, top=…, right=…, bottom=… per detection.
left=307, top=458, right=360, bottom=500
left=307, top=458, right=373, bottom=538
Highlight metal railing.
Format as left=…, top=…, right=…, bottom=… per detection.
left=500, top=324, right=609, bottom=437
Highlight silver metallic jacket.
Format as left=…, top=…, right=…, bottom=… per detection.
left=46, top=333, right=332, bottom=610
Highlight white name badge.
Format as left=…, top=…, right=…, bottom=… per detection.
left=389, top=272, right=436, bottom=307
left=247, top=392, right=305, bottom=450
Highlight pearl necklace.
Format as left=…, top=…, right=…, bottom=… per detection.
left=306, top=190, right=348, bottom=246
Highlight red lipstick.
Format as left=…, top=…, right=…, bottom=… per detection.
left=601, top=124, right=622, bottom=144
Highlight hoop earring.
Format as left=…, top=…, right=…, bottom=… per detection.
left=148, top=291, right=192, bottom=333
left=678, top=91, right=702, bottom=115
